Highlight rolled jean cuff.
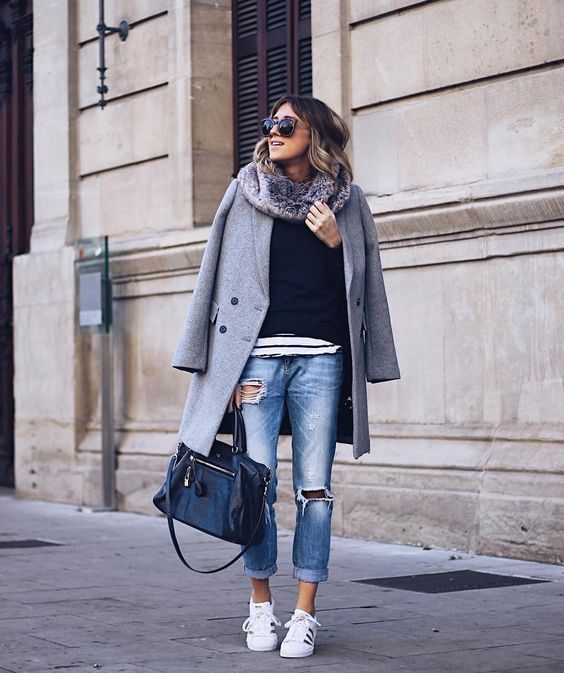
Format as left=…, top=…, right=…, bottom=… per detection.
left=293, top=566, right=328, bottom=583
left=243, top=562, right=278, bottom=579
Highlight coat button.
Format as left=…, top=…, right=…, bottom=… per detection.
left=219, top=325, right=227, bottom=333
left=356, top=297, right=360, bottom=306
left=231, top=297, right=238, bottom=305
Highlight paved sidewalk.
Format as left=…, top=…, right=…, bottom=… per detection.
left=0, top=489, right=563, bottom=673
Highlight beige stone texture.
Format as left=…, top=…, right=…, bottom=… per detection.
left=367, top=253, right=564, bottom=429
left=78, top=156, right=175, bottom=241
left=192, top=147, right=235, bottom=227
left=13, top=247, right=82, bottom=503
left=78, top=284, right=195, bottom=440
left=350, top=0, right=423, bottom=23
left=342, top=478, right=479, bottom=550
left=487, top=69, right=564, bottom=176
left=77, top=0, right=169, bottom=43
left=15, top=422, right=83, bottom=503
left=351, top=8, right=424, bottom=106
left=109, top=242, right=207, bottom=287
left=31, top=0, right=75, bottom=253
left=482, top=254, right=564, bottom=427
left=113, top=293, right=190, bottom=427
left=115, top=454, right=175, bottom=514
left=425, top=0, right=560, bottom=89
left=310, top=0, right=339, bottom=37
left=366, top=266, right=444, bottom=425
left=190, top=0, right=233, bottom=225
left=369, top=186, right=564, bottom=246
left=351, top=0, right=563, bottom=107
left=395, top=86, right=487, bottom=190
left=312, top=0, right=348, bottom=118
left=352, top=108, right=398, bottom=195
left=312, top=31, right=347, bottom=118
left=78, top=87, right=171, bottom=176
left=353, top=68, right=564, bottom=198
left=479, top=481, right=564, bottom=562
left=353, top=86, right=487, bottom=194
left=78, top=12, right=170, bottom=108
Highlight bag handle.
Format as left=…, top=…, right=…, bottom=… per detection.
left=233, top=404, right=247, bottom=453
left=164, top=405, right=268, bottom=574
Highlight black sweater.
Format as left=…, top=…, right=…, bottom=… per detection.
left=259, top=217, right=348, bottom=346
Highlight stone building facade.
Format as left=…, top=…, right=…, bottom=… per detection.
left=12, top=0, right=564, bottom=562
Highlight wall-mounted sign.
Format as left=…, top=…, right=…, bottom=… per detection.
left=74, top=236, right=112, bottom=333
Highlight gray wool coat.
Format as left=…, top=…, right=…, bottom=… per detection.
left=172, top=177, right=401, bottom=460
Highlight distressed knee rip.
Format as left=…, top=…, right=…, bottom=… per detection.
left=296, top=488, right=335, bottom=517
left=239, top=379, right=267, bottom=404
left=307, top=412, right=320, bottom=431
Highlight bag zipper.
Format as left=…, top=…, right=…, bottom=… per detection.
left=190, top=454, right=236, bottom=477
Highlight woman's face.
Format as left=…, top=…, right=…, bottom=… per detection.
left=267, top=102, right=311, bottom=165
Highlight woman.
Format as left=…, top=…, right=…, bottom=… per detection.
left=171, top=95, right=400, bottom=658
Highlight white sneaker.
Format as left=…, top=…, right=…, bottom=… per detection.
left=280, top=608, right=321, bottom=658
left=241, top=597, right=282, bottom=651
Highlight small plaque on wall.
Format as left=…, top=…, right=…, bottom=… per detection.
left=75, top=236, right=112, bottom=334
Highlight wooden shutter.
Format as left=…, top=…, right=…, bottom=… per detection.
left=233, top=0, right=312, bottom=171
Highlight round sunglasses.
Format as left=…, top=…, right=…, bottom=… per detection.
left=259, top=116, right=307, bottom=138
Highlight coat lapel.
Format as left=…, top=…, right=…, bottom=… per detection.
left=251, top=206, right=273, bottom=301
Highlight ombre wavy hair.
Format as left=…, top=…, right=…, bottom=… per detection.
left=253, top=94, right=353, bottom=182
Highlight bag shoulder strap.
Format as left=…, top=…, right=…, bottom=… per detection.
left=164, top=454, right=269, bottom=574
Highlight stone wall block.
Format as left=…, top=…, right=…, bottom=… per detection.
left=354, top=68, right=564, bottom=197
left=78, top=13, right=170, bottom=108
left=78, top=157, right=174, bottom=240
left=351, top=10, right=424, bottom=107
left=425, top=0, right=555, bottom=92
left=190, top=1, right=233, bottom=224
left=365, top=266, right=446, bottom=424
left=478, top=490, right=564, bottom=562
left=77, top=0, right=169, bottom=43
left=15, top=422, right=83, bottom=503
left=32, top=0, right=73, bottom=253
left=352, top=109, right=398, bottom=195
left=112, top=292, right=191, bottom=431
left=341, top=481, right=480, bottom=551
left=350, top=0, right=562, bottom=106
left=350, top=1, right=423, bottom=24
left=312, top=31, right=346, bottom=116
left=396, top=87, right=487, bottom=191
left=482, top=253, right=564, bottom=427
left=487, top=69, right=564, bottom=177
left=78, top=88, right=170, bottom=175
left=13, top=248, right=80, bottom=503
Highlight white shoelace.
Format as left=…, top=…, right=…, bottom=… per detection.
left=242, top=608, right=282, bottom=634
left=283, top=611, right=321, bottom=642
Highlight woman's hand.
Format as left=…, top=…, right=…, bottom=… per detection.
left=305, top=200, right=342, bottom=248
left=227, top=383, right=242, bottom=412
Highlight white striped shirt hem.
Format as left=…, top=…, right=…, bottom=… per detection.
left=250, top=333, right=343, bottom=358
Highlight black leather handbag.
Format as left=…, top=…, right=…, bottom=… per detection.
left=153, top=405, right=272, bottom=574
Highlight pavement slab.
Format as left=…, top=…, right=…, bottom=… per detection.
left=0, top=490, right=563, bottom=673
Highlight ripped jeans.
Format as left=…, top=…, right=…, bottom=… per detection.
left=237, top=352, right=343, bottom=583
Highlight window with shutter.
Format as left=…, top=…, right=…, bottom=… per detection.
left=233, top=0, right=312, bottom=171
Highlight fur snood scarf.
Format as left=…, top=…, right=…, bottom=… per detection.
left=237, top=161, right=351, bottom=222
